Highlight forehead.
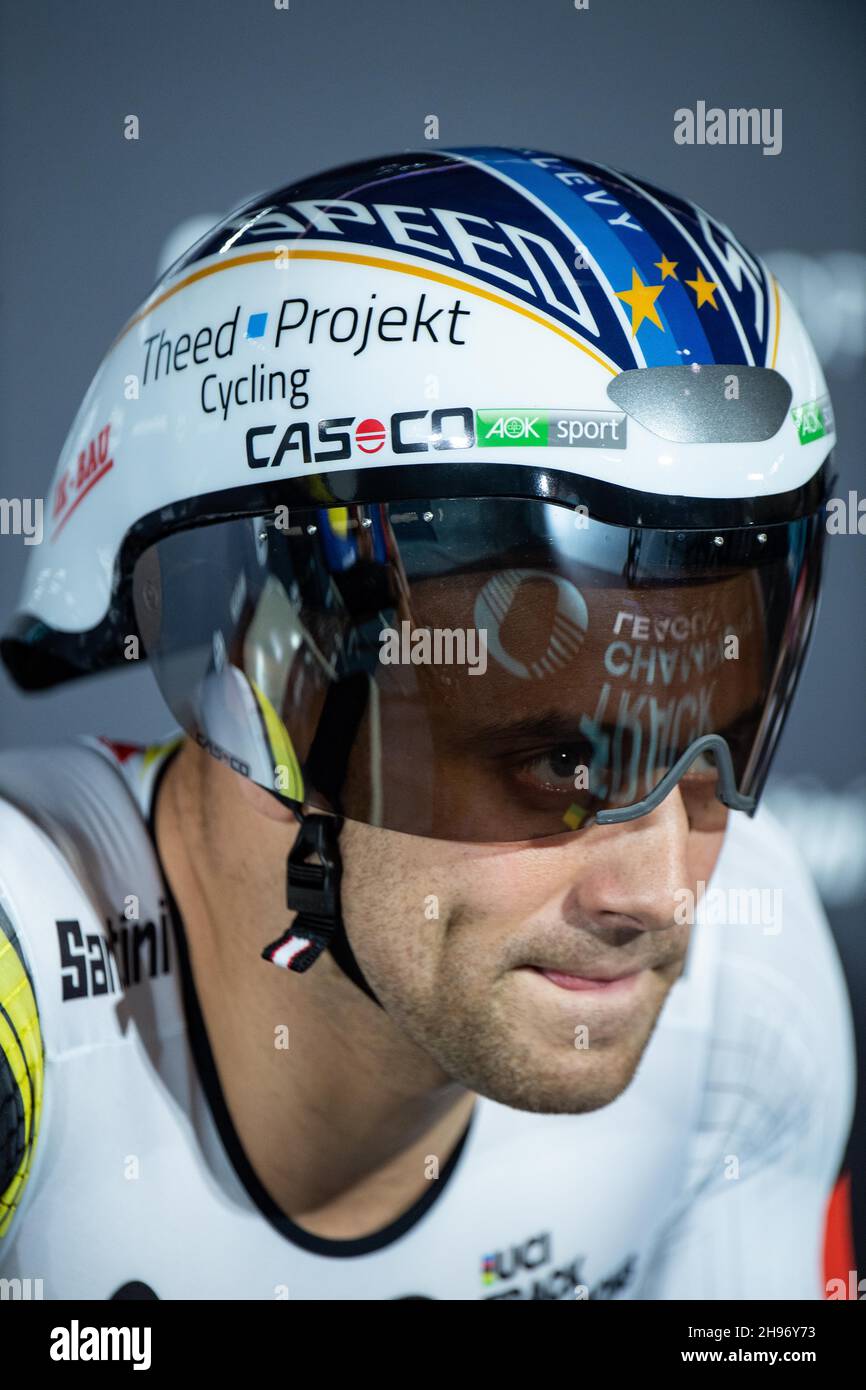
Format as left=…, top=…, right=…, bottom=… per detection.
left=402, top=565, right=765, bottom=733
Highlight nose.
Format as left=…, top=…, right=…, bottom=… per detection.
left=560, top=784, right=692, bottom=937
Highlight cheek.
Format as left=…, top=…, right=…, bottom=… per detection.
left=687, top=827, right=727, bottom=885
left=408, top=843, right=570, bottom=942
left=339, top=825, right=517, bottom=958
left=686, top=822, right=728, bottom=900
left=449, top=847, right=566, bottom=920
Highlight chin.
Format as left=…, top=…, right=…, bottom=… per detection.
left=465, top=1042, right=647, bottom=1116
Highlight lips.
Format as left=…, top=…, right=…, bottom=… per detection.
left=522, top=965, right=642, bottom=993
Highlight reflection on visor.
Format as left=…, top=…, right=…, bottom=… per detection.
left=132, top=497, right=824, bottom=842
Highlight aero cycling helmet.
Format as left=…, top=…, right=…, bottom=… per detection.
left=1, top=147, right=836, bottom=1001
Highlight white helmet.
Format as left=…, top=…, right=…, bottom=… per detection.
left=2, top=147, right=835, bottom=989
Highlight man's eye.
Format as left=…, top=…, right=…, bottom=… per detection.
left=516, top=746, right=592, bottom=793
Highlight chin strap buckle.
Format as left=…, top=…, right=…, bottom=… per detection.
left=261, top=813, right=344, bottom=972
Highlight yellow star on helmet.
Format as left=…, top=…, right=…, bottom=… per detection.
left=654, top=254, right=678, bottom=279
left=685, top=266, right=719, bottom=309
left=615, top=268, right=666, bottom=335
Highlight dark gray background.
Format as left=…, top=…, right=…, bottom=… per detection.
left=1, top=0, right=864, bottom=1269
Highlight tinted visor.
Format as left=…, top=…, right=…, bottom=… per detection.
left=132, top=498, right=824, bottom=841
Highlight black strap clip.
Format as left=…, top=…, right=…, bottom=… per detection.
left=261, top=813, right=344, bottom=973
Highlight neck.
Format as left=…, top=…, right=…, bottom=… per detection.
left=153, top=739, right=474, bottom=1238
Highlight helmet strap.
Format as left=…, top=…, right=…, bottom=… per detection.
left=261, top=809, right=383, bottom=1009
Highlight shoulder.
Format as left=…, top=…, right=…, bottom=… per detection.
left=0, top=735, right=182, bottom=1009
left=0, top=739, right=144, bottom=998
left=0, top=735, right=176, bottom=836
left=634, top=807, right=856, bottom=1298
left=0, top=734, right=182, bottom=925
left=0, top=738, right=184, bottom=1163
left=690, top=802, right=855, bottom=1176
left=0, top=735, right=185, bottom=1249
left=0, top=740, right=145, bottom=1076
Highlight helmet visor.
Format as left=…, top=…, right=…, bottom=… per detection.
left=132, top=497, right=824, bottom=842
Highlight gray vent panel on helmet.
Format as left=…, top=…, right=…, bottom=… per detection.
left=607, top=365, right=792, bottom=443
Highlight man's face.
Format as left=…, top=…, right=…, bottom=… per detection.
left=232, top=522, right=756, bottom=1113
left=338, top=795, right=725, bottom=1115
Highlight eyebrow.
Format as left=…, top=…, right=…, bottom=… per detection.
left=457, top=700, right=765, bottom=754
left=463, top=712, right=612, bottom=752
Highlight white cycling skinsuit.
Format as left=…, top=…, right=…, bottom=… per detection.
left=0, top=735, right=856, bottom=1300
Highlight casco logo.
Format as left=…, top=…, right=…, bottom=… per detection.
left=246, top=407, right=475, bottom=469
left=245, top=404, right=626, bottom=468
